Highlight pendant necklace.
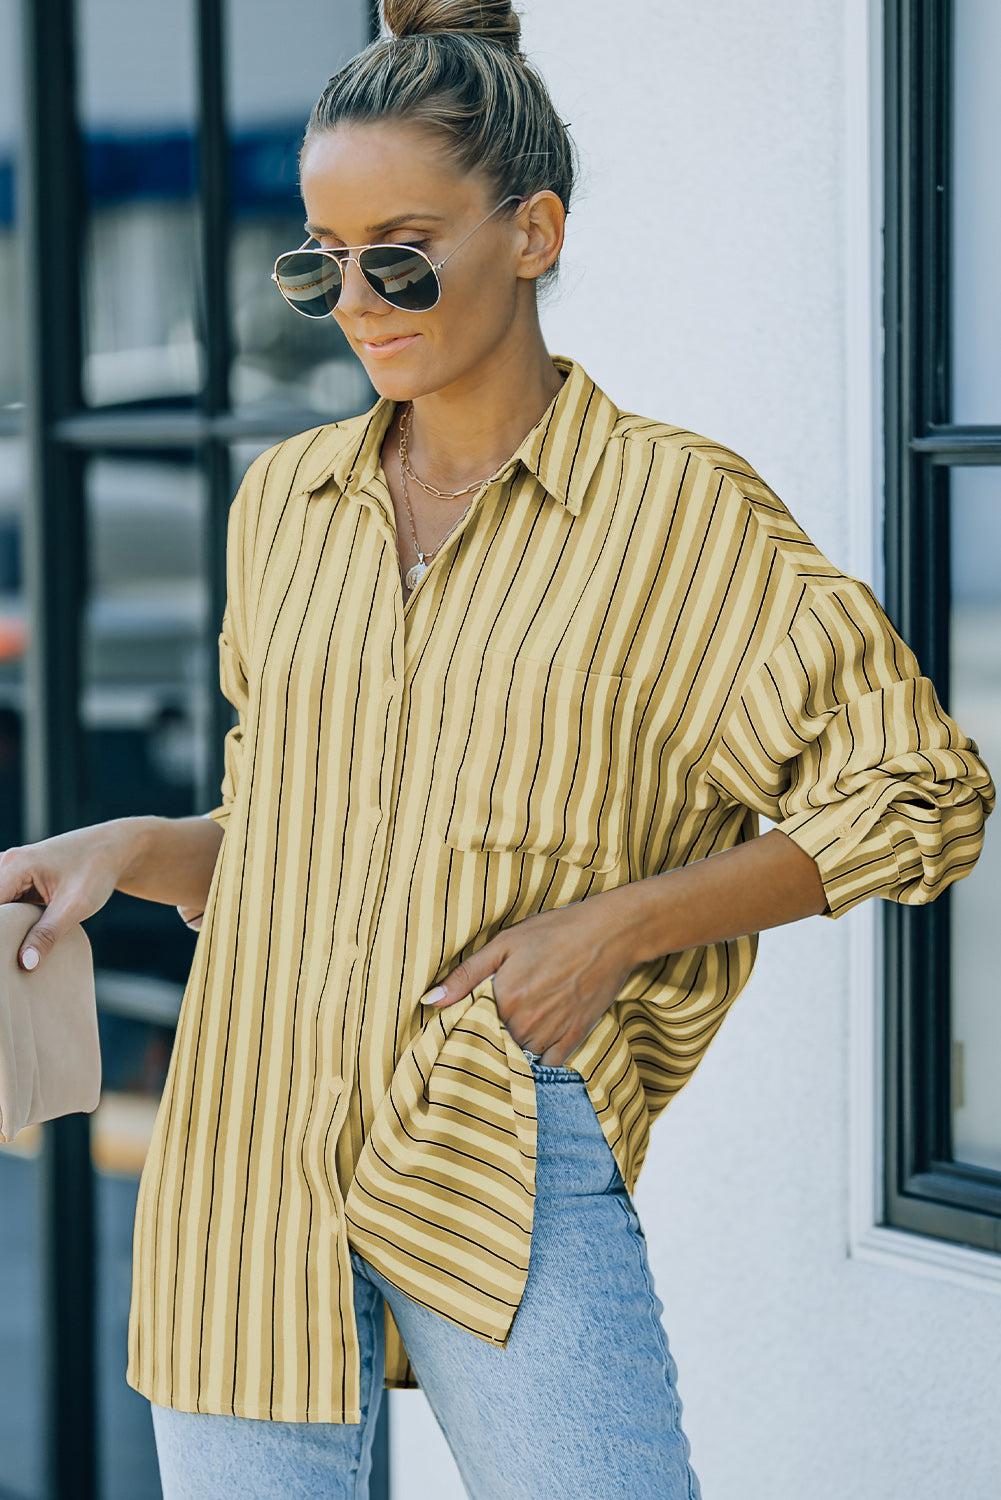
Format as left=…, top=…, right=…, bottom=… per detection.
left=397, top=401, right=502, bottom=591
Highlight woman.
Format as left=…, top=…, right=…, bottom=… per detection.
left=5, top=2, right=993, bottom=1496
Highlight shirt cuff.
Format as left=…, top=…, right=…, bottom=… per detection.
left=177, top=812, right=224, bottom=927
left=770, top=786, right=905, bottom=920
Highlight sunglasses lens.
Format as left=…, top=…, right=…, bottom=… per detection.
left=273, top=251, right=342, bottom=318
left=359, top=245, right=439, bottom=311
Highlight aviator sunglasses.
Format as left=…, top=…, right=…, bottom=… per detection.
left=271, top=193, right=528, bottom=319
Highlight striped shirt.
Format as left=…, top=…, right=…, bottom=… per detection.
left=126, top=352, right=996, bottom=1422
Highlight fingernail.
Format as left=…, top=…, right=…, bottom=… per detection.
left=421, top=984, right=447, bottom=1005
left=21, top=948, right=39, bottom=970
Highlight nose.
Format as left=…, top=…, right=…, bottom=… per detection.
left=333, top=254, right=386, bottom=317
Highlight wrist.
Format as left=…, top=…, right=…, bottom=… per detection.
left=600, top=874, right=673, bottom=968
left=108, top=814, right=161, bottom=888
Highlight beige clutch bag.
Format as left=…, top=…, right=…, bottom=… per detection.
left=0, top=902, right=101, bottom=1145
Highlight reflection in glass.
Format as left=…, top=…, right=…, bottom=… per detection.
left=0, top=1, right=23, bottom=410
left=951, top=0, right=1001, bottom=423
left=0, top=28, right=37, bottom=1484
left=78, top=448, right=222, bottom=1489
left=81, top=453, right=212, bottom=983
left=225, top=0, right=372, bottom=418
left=95, top=1030, right=173, bottom=1499
left=949, top=467, right=1001, bottom=1170
left=0, top=437, right=26, bottom=847
left=77, top=0, right=202, bottom=406
left=0, top=438, right=42, bottom=1500
left=0, top=1131, right=43, bottom=1499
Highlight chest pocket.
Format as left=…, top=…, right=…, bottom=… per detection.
left=436, top=647, right=639, bottom=874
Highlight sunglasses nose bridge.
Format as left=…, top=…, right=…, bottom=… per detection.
left=334, top=250, right=395, bottom=312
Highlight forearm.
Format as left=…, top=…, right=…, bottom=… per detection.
left=109, top=814, right=225, bottom=912
left=604, top=828, right=830, bottom=964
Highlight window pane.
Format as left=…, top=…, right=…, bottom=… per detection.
left=0, top=438, right=26, bottom=845
left=949, top=467, right=1001, bottom=1171
left=0, top=1126, right=43, bottom=1500
left=0, top=1, right=23, bottom=413
left=225, top=0, right=372, bottom=419
left=77, top=0, right=202, bottom=407
left=0, top=9, right=39, bottom=1484
left=0, top=435, right=41, bottom=1495
left=951, top=0, right=1001, bottom=423
left=94, top=1032, right=173, bottom=1498
left=81, top=452, right=211, bottom=971
left=79, top=452, right=218, bottom=1492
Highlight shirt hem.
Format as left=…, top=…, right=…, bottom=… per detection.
left=128, top=1376, right=364, bottom=1425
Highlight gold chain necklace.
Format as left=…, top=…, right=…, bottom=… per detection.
left=400, top=401, right=490, bottom=499
left=397, top=401, right=502, bottom=591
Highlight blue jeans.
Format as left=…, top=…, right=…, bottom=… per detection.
left=150, top=1061, right=702, bottom=1498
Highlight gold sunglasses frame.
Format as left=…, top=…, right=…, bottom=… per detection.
left=270, top=193, right=529, bottom=318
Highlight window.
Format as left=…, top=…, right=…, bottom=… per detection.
left=0, top=10, right=47, bottom=1499
left=883, top=0, right=1001, bottom=1251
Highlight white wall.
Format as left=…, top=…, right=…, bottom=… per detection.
left=390, top=4, right=1001, bottom=1498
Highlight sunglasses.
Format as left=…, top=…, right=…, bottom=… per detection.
left=271, top=194, right=528, bottom=319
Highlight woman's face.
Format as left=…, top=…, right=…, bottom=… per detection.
left=298, top=120, right=548, bottom=396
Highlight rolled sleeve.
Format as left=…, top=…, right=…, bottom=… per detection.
left=175, top=813, right=222, bottom=928
left=202, top=601, right=250, bottom=831
left=707, top=575, right=996, bottom=919
left=202, top=457, right=260, bottom=832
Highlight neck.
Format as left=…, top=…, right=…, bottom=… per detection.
left=397, top=336, right=566, bottom=492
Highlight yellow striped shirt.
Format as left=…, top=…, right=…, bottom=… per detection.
left=126, top=352, right=996, bottom=1422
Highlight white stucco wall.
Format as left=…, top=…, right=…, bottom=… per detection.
left=391, top=4, right=1001, bottom=1498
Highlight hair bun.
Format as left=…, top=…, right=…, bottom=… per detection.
left=382, top=0, right=524, bottom=60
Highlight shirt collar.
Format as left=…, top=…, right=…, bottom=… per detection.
left=295, top=353, right=621, bottom=518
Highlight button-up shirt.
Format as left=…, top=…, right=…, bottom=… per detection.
left=126, top=353, right=996, bottom=1422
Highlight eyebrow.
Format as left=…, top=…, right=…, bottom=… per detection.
left=303, top=212, right=447, bottom=239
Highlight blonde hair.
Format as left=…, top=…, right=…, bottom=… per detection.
left=299, top=0, right=578, bottom=299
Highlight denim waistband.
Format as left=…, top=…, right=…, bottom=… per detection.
left=530, top=1061, right=584, bottom=1082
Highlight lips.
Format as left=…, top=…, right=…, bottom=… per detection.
left=361, top=334, right=412, bottom=346
left=360, top=332, right=421, bottom=359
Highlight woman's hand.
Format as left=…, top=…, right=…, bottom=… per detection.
left=420, top=895, right=638, bottom=1067
left=0, top=822, right=141, bottom=972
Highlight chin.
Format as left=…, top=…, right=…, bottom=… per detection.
left=362, top=357, right=435, bottom=400
left=365, top=371, right=427, bottom=402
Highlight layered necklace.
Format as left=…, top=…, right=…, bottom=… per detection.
left=397, top=400, right=506, bottom=591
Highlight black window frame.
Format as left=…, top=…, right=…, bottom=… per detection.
left=883, top=0, right=1001, bottom=1253
left=13, top=1, right=389, bottom=1494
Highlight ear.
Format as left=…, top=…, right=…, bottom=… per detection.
left=514, top=189, right=564, bottom=283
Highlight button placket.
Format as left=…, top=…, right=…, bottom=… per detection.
left=399, top=469, right=513, bottom=621
left=325, top=943, right=359, bottom=1112
left=332, top=665, right=402, bottom=1145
